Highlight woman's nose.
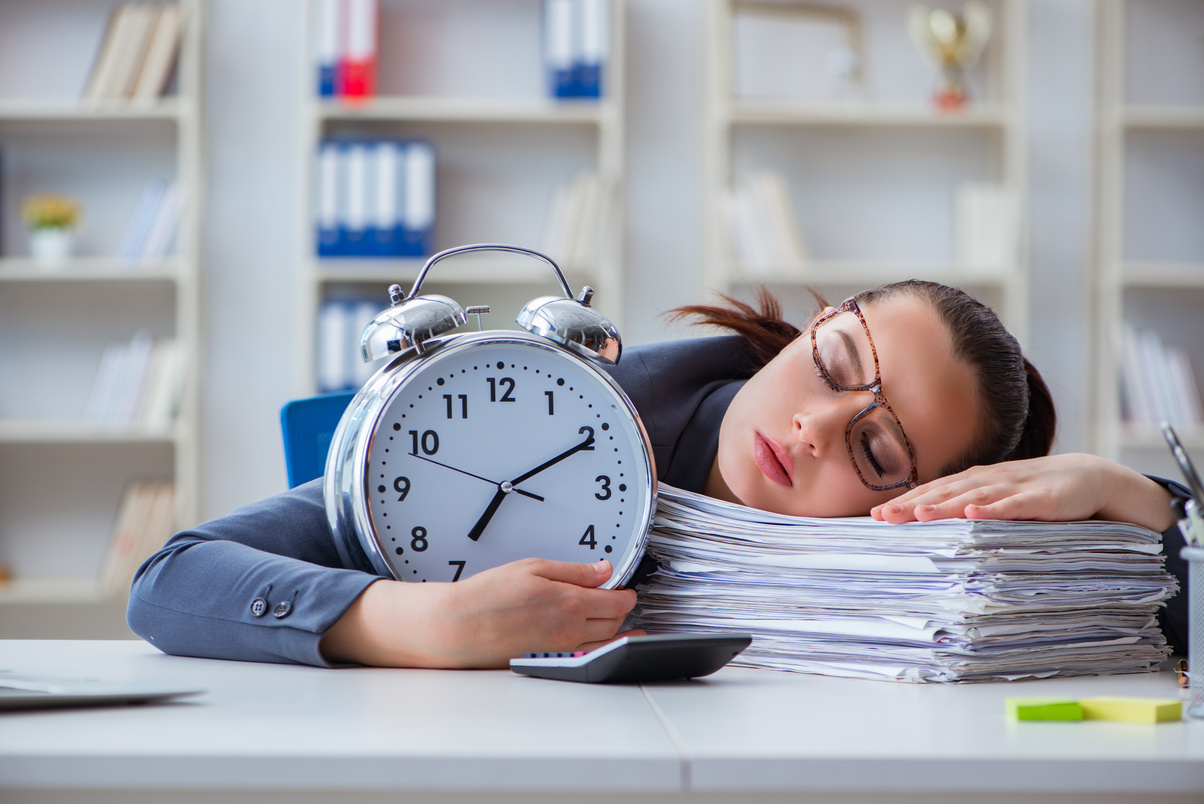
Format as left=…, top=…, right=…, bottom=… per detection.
left=792, top=389, right=872, bottom=455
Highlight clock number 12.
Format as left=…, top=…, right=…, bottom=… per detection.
left=487, top=377, right=516, bottom=403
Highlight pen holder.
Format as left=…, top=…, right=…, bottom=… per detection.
left=1184, top=545, right=1204, bottom=718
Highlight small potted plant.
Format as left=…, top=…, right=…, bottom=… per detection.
left=21, top=193, right=82, bottom=265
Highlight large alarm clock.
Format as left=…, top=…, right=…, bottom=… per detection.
left=325, top=244, right=656, bottom=589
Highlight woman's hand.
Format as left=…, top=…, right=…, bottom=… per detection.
left=321, top=558, right=640, bottom=669
left=870, top=453, right=1176, bottom=533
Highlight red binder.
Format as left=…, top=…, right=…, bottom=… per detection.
left=339, top=0, right=377, bottom=97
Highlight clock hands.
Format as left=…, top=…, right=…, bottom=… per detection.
left=465, top=428, right=596, bottom=542
left=510, top=428, right=596, bottom=485
left=409, top=452, right=543, bottom=502
left=466, top=485, right=509, bottom=543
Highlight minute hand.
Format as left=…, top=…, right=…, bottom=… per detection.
left=510, top=431, right=595, bottom=486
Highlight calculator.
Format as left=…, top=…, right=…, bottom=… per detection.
left=510, top=632, right=752, bottom=683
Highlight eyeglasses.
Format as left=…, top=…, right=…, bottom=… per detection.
left=810, top=297, right=919, bottom=492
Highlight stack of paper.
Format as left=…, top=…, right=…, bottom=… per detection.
left=633, top=485, right=1177, bottom=683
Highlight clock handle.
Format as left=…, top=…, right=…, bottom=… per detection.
left=410, top=243, right=623, bottom=365
left=405, top=244, right=574, bottom=301
left=362, top=243, right=620, bottom=365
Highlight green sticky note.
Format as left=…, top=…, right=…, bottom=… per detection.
left=1006, top=697, right=1083, bottom=721
left=1079, top=696, right=1182, bottom=724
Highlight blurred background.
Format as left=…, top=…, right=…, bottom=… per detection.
left=0, top=0, right=1201, bottom=636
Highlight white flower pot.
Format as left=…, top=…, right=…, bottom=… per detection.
left=29, top=228, right=74, bottom=265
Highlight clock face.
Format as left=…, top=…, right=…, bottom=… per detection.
left=360, top=335, right=654, bottom=587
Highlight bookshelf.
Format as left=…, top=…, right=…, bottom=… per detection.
left=1093, top=0, right=1204, bottom=478
left=296, top=0, right=626, bottom=396
left=0, top=0, right=203, bottom=637
left=702, top=0, right=1029, bottom=340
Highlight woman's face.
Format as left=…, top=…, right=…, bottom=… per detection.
left=708, top=293, right=981, bottom=518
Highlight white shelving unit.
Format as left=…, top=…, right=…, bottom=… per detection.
left=1092, top=0, right=1204, bottom=478
left=296, top=0, right=626, bottom=396
left=0, top=1, right=204, bottom=637
left=702, top=0, right=1029, bottom=339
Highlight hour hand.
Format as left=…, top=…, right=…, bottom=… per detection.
left=467, top=486, right=507, bottom=542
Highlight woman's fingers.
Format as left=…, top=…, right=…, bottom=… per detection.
left=874, top=477, right=998, bottom=522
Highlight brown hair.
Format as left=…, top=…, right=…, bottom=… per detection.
left=670, top=281, right=1056, bottom=475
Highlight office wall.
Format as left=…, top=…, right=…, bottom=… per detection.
left=199, top=0, right=1095, bottom=522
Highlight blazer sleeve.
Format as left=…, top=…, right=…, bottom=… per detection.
left=127, top=479, right=379, bottom=667
left=1150, top=476, right=1192, bottom=655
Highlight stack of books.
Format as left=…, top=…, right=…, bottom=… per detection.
left=634, top=485, right=1177, bottom=683
left=316, top=139, right=436, bottom=259
left=82, top=2, right=181, bottom=102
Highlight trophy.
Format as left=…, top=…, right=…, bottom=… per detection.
left=907, top=2, right=992, bottom=109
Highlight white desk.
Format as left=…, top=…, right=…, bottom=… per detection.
left=1, top=640, right=1202, bottom=804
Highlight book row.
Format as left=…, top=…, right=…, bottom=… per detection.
left=117, top=179, right=185, bottom=261
left=316, top=299, right=381, bottom=393
left=99, top=479, right=176, bottom=597
left=314, top=0, right=378, bottom=98
left=544, top=0, right=610, bottom=99
left=316, top=139, right=436, bottom=258
left=83, top=2, right=182, bottom=102
left=85, top=332, right=187, bottom=430
left=721, top=174, right=1021, bottom=278
left=311, top=0, right=611, bottom=101
left=721, top=171, right=809, bottom=278
left=540, top=169, right=615, bottom=270
left=1121, top=324, right=1204, bottom=433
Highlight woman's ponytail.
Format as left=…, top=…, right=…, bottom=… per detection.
left=667, top=286, right=804, bottom=369
left=1005, top=358, right=1057, bottom=461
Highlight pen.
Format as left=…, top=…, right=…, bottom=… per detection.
left=1161, top=423, right=1204, bottom=505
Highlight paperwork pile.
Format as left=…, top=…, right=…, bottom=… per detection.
left=633, top=485, right=1178, bottom=683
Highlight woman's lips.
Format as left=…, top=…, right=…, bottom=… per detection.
left=753, top=432, right=792, bottom=487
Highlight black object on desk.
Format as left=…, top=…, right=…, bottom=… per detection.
left=510, top=633, right=752, bottom=683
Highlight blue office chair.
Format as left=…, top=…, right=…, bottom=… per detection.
left=280, top=391, right=355, bottom=488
